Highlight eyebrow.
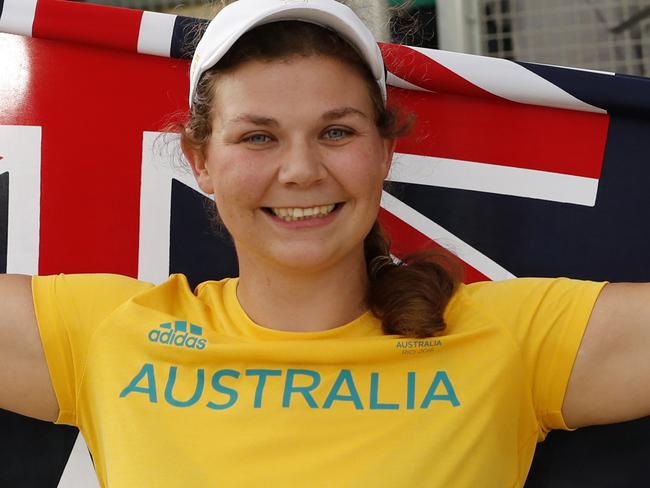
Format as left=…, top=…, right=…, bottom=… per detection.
left=321, top=107, right=369, bottom=121
left=227, top=107, right=368, bottom=127
left=228, top=114, right=279, bottom=127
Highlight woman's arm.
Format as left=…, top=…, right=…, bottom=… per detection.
left=0, top=275, right=58, bottom=421
left=563, top=283, right=650, bottom=428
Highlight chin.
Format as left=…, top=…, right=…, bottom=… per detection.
left=274, top=254, right=335, bottom=272
left=268, top=246, right=349, bottom=273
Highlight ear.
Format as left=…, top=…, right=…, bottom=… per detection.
left=181, top=137, right=215, bottom=195
left=381, top=138, right=397, bottom=180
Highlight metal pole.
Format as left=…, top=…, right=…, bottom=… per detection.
left=346, top=0, right=392, bottom=42
left=436, top=0, right=481, bottom=54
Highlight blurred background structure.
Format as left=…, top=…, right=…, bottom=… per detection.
left=438, top=0, right=650, bottom=76
left=73, top=0, right=650, bottom=76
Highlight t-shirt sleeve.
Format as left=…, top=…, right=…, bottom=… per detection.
left=462, top=278, right=607, bottom=433
left=32, top=273, right=154, bottom=426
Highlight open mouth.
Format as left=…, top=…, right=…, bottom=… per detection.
left=263, top=203, right=343, bottom=222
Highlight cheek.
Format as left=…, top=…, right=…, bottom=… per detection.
left=211, top=152, right=274, bottom=213
left=332, top=144, right=388, bottom=194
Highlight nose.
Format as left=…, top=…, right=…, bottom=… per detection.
left=277, top=140, right=328, bottom=187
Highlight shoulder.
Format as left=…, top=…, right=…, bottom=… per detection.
left=31, top=273, right=210, bottom=314
left=33, top=273, right=155, bottom=301
left=453, top=277, right=604, bottom=307
left=31, top=273, right=236, bottom=329
left=32, top=273, right=232, bottom=297
left=445, top=277, right=606, bottom=333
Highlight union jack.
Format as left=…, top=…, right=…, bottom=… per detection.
left=1, top=1, right=649, bottom=486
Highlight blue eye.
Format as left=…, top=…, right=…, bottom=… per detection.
left=324, top=128, right=351, bottom=140
left=245, top=134, right=271, bottom=144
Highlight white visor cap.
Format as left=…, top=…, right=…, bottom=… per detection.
left=189, top=0, right=387, bottom=108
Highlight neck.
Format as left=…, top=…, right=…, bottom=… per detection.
left=236, top=251, right=369, bottom=333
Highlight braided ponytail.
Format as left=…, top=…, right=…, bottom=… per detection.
left=365, top=221, right=461, bottom=338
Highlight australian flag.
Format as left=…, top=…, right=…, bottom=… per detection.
left=1, top=0, right=650, bottom=486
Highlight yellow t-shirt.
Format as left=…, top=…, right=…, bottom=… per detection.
left=32, top=274, right=605, bottom=488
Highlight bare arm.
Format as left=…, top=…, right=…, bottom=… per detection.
left=0, top=275, right=58, bottom=421
left=563, top=283, right=650, bottom=428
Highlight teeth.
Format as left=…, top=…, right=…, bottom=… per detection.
left=270, top=204, right=337, bottom=221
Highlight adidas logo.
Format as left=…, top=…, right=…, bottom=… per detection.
left=148, top=321, right=207, bottom=350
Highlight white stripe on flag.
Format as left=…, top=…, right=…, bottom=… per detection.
left=57, top=433, right=100, bottom=488
left=139, top=131, right=213, bottom=284
left=0, top=0, right=38, bottom=37
left=410, top=46, right=606, bottom=114
left=532, top=61, right=615, bottom=76
left=137, top=11, right=176, bottom=57
left=387, top=71, right=430, bottom=92
left=388, top=153, right=599, bottom=207
left=0, top=125, right=41, bottom=274
left=380, top=191, right=515, bottom=281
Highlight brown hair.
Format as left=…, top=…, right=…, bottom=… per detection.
left=182, top=19, right=460, bottom=338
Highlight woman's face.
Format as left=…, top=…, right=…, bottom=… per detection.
left=189, top=54, right=395, bottom=273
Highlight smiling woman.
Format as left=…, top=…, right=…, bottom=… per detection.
left=181, top=15, right=459, bottom=337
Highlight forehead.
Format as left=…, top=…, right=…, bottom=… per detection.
left=211, top=55, right=375, bottom=121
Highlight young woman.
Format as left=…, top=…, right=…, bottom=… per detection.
left=1, top=0, right=649, bottom=486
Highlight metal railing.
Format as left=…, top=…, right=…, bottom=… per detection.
left=438, top=0, right=650, bottom=76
